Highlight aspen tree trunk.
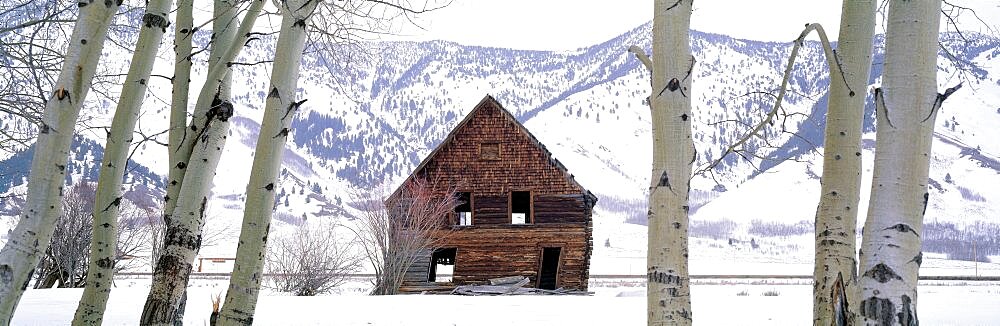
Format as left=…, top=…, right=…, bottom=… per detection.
left=0, top=1, right=121, bottom=323
left=166, top=2, right=237, bottom=323
left=812, top=1, right=876, bottom=325
left=858, top=1, right=955, bottom=324
left=141, top=1, right=266, bottom=325
left=646, top=0, right=695, bottom=324
left=164, top=2, right=194, bottom=324
left=217, top=1, right=317, bottom=323
left=164, top=0, right=195, bottom=227
left=71, top=0, right=174, bottom=324
left=163, top=0, right=237, bottom=221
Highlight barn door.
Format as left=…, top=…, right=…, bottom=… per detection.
left=538, top=247, right=561, bottom=290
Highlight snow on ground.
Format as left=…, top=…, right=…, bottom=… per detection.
left=11, top=278, right=1000, bottom=325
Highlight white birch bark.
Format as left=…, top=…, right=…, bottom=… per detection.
left=208, top=0, right=238, bottom=98
left=812, top=1, right=876, bottom=325
left=0, top=1, right=120, bottom=322
left=71, top=0, right=174, bottom=324
left=646, top=0, right=694, bottom=324
left=164, top=0, right=195, bottom=228
left=217, top=1, right=317, bottom=323
left=164, top=2, right=237, bottom=323
left=140, top=1, right=266, bottom=325
left=163, top=0, right=237, bottom=221
left=858, top=1, right=954, bottom=324
left=162, top=3, right=194, bottom=323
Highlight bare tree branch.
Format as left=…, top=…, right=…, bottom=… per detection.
left=694, top=23, right=843, bottom=177
left=350, top=177, right=458, bottom=295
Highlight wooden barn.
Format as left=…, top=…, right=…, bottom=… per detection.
left=392, top=95, right=598, bottom=292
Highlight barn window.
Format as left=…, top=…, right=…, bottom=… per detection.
left=511, top=191, right=531, bottom=224
left=428, top=248, right=457, bottom=282
left=455, top=192, right=472, bottom=226
left=480, top=143, right=501, bottom=160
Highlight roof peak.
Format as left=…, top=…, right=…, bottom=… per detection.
left=394, top=94, right=593, bottom=198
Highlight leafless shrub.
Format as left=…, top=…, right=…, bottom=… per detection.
left=34, top=182, right=95, bottom=288
left=352, top=177, right=458, bottom=295
left=200, top=207, right=236, bottom=250
left=146, top=209, right=165, bottom=270
left=747, top=219, right=813, bottom=238
left=689, top=219, right=739, bottom=239
left=265, top=220, right=362, bottom=296
left=272, top=211, right=303, bottom=225
left=762, top=290, right=781, bottom=297
left=32, top=182, right=156, bottom=288
left=113, top=197, right=158, bottom=273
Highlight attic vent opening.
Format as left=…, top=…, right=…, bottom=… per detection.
left=511, top=191, right=531, bottom=224
left=455, top=192, right=472, bottom=226
left=480, top=143, right=501, bottom=160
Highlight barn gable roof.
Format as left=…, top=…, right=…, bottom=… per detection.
left=397, top=95, right=595, bottom=200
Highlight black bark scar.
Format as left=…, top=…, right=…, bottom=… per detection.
left=898, top=295, right=917, bottom=326
left=908, top=252, right=923, bottom=266
left=272, top=128, right=290, bottom=139
left=101, top=197, right=122, bottom=212
left=282, top=99, right=307, bottom=120
left=874, top=88, right=895, bottom=128
left=860, top=296, right=894, bottom=325
left=920, top=192, right=929, bottom=216
left=884, top=223, right=919, bottom=237
left=647, top=270, right=683, bottom=285
left=922, top=83, right=962, bottom=123
left=657, top=171, right=672, bottom=190
left=863, top=263, right=902, bottom=283
left=664, top=0, right=683, bottom=11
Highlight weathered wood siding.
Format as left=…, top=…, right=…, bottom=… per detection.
left=472, top=194, right=508, bottom=225
left=534, top=194, right=594, bottom=224
left=433, top=224, right=592, bottom=290
left=403, top=249, right=433, bottom=283
left=394, top=96, right=597, bottom=292
left=418, top=101, right=584, bottom=197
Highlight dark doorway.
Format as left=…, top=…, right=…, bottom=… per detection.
left=428, top=248, right=457, bottom=282
left=538, top=247, right=561, bottom=290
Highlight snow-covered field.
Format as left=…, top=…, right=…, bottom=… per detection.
left=11, top=278, right=1000, bottom=325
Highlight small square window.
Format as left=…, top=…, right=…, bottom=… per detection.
left=511, top=191, right=531, bottom=224
left=480, top=143, right=500, bottom=160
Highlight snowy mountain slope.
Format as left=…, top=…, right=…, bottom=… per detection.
left=0, top=136, right=163, bottom=215
left=1, top=21, right=998, bottom=262
left=694, top=32, right=1000, bottom=227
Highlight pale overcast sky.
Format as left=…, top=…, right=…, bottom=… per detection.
left=392, top=0, right=1000, bottom=51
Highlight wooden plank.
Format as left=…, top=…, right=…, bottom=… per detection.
left=489, top=276, right=527, bottom=285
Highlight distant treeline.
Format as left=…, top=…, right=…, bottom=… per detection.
left=602, top=194, right=999, bottom=263
left=923, top=221, right=1000, bottom=263
left=657, top=215, right=1000, bottom=263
